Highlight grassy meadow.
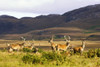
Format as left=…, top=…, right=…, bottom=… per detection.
left=0, top=40, right=100, bottom=67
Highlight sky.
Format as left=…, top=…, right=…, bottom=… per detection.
left=0, top=0, right=100, bottom=18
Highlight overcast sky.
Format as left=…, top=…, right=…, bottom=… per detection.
left=0, top=0, right=100, bottom=18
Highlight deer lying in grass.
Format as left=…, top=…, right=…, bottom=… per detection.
left=21, top=37, right=35, bottom=50
left=7, top=43, right=25, bottom=52
left=48, top=35, right=58, bottom=51
left=24, top=43, right=34, bottom=50
left=57, top=35, right=71, bottom=51
left=23, top=39, right=38, bottom=53
left=73, top=40, right=85, bottom=55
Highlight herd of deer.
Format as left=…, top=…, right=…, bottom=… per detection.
left=7, top=37, right=38, bottom=53
left=48, top=35, right=86, bottom=55
left=6, top=36, right=86, bottom=55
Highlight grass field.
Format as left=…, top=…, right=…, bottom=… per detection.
left=0, top=50, right=100, bottom=67
left=0, top=40, right=100, bottom=67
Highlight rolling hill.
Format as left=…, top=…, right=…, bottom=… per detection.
left=0, top=4, right=100, bottom=40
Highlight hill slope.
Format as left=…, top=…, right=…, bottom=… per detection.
left=0, top=4, right=100, bottom=40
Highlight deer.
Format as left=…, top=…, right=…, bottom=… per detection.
left=57, top=35, right=71, bottom=51
left=22, top=38, right=39, bottom=53
left=21, top=36, right=34, bottom=50
left=23, top=43, right=34, bottom=50
left=7, top=43, right=25, bottom=52
left=73, top=39, right=86, bottom=55
left=48, top=35, right=58, bottom=51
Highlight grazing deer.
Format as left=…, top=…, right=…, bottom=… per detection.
left=73, top=40, right=85, bottom=55
left=48, top=35, right=58, bottom=51
left=7, top=43, right=25, bottom=52
left=57, top=35, right=71, bottom=51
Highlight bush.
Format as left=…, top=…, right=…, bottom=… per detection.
left=38, top=48, right=44, bottom=53
left=87, top=49, right=97, bottom=58
left=22, top=54, right=42, bottom=64
left=23, top=48, right=32, bottom=52
left=22, top=54, right=33, bottom=64
left=96, top=48, right=100, bottom=57
left=22, top=52, right=67, bottom=65
left=1, top=48, right=7, bottom=52
left=42, top=52, right=67, bottom=65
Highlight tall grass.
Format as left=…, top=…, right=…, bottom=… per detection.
left=0, top=50, right=100, bottom=67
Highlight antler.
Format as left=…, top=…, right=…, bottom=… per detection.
left=64, top=35, right=71, bottom=42
left=52, top=35, right=54, bottom=40
left=51, top=35, right=54, bottom=41
left=21, top=37, right=26, bottom=41
left=68, top=35, right=71, bottom=41
left=64, top=35, right=68, bottom=42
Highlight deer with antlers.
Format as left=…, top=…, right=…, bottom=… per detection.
left=57, top=35, right=71, bottom=51
left=21, top=37, right=34, bottom=50
left=23, top=43, right=34, bottom=50
left=22, top=37, right=39, bottom=53
left=48, top=35, right=58, bottom=51
left=73, top=39, right=86, bottom=55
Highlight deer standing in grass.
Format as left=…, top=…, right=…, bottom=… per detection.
left=48, top=35, right=58, bottom=51
left=73, top=39, right=86, bottom=55
left=7, top=43, right=25, bottom=52
left=57, top=35, right=71, bottom=51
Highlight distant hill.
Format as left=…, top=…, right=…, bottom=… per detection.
left=0, top=4, right=100, bottom=40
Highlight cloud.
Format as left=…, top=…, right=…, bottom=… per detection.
left=0, top=11, right=41, bottom=18
left=0, top=0, right=100, bottom=18
left=0, top=0, right=54, bottom=11
left=31, top=0, right=100, bottom=14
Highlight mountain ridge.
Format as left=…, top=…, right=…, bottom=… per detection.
left=0, top=4, right=100, bottom=39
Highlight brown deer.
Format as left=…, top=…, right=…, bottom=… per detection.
left=73, top=39, right=86, bottom=55
left=57, top=35, right=71, bottom=51
left=21, top=37, right=35, bottom=50
left=7, top=43, right=25, bottom=52
left=23, top=39, right=38, bottom=53
left=23, top=43, right=34, bottom=50
left=48, top=35, right=58, bottom=51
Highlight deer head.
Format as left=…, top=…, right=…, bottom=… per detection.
left=64, top=35, right=71, bottom=45
left=48, top=35, right=54, bottom=43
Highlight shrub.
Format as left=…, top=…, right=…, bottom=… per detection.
left=23, top=48, right=32, bottom=52
left=38, top=48, right=44, bottom=53
left=22, top=54, right=33, bottom=64
left=42, top=52, right=67, bottom=65
left=32, top=55, right=41, bottom=64
left=1, top=48, right=7, bottom=52
left=96, top=48, right=100, bottom=57
left=87, top=49, right=97, bottom=58
left=22, top=52, right=67, bottom=65
left=22, top=54, right=41, bottom=64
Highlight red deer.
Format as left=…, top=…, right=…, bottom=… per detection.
left=7, top=43, right=25, bottom=52
left=73, top=40, right=85, bottom=55
left=57, top=35, right=71, bottom=51
left=48, top=35, right=58, bottom=51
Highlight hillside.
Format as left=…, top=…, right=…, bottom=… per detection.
left=0, top=4, right=100, bottom=40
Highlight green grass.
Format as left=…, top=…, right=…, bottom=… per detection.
left=0, top=40, right=100, bottom=67
left=0, top=50, right=100, bottom=67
